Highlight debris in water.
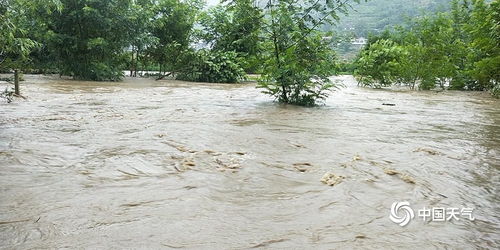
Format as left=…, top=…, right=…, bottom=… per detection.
left=164, top=141, right=196, bottom=153
left=355, top=234, right=367, bottom=239
left=340, top=162, right=352, bottom=168
left=293, top=162, right=312, bottom=166
left=353, top=154, right=362, bottom=161
left=293, top=162, right=312, bottom=172
left=234, top=151, right=246, bottom=155
left=175, top=145, right=188, bottom=152
left=400, top=174, right=416, bottom=184
left=204, top=150, right=222, bottom=156
left=382, top=103, right=396, bottom=106
left=251, top=239, right=289, bottom=248
left=290, top=142, right=306, bottom=148
left=321, top=172, right=345, bottom=186
left=414, top=147, right=441, bottom=155
left=226, top=164, right=240, bottom=169
left=170, top=155, right=183, bottom=160
left=215, top=158, right=241, bottom=171
left=155, top=133, right=165, bottom=138
left=0, top=218, right=31, bottom=225
left=383, top=168, right=400, bottom=175
left=161, top=243, right=184, bottom=248
left=182, top=160, right=196, bottom=167
left=381, top=167, right=416, bottom=184
left=295, top=167, right=307, bottom=172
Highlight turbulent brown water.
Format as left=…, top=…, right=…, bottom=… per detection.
left=0, top=75, right=499, bottom=249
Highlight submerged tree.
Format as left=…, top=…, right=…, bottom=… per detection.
left=148, top=0, right=202, bottom=77
left=354, top=39, right=402, bottom=88
left=0, top=0, right=61, bottom=95
left=258, top=0, right=361, bottom=106
left=467, top=0, right=500, bottom=94
left=353, top=0, right=499, bottom=97
left=125, top=0, right=157, bottom=77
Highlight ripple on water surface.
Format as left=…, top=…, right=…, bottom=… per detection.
left=0, top=75, right=499, bottom=248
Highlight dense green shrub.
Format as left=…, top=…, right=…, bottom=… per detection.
left=354, top=39, right=402, bottom=88
left=49, top=0, right=131, bottom=81
left=353, top=0, right=499, bottom=96
left=258, top=31, right=337, bottom=106
left=176, top=50, right=245, bottom=83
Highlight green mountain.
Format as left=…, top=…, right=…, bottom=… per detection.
left=334, top=0, right=453, bottom=36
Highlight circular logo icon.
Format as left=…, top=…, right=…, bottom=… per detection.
left=390, top=201, right=414, bottom=226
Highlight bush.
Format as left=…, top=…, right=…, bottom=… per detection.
left=176, top=50, right=246, bottom=83
left=354, top=39, right=402, bottom=88
left=258, top=32, right=337, bottom=106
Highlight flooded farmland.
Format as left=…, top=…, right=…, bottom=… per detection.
left=0, top=75, right=499, bottom=249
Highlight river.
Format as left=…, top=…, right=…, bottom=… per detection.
left=0, top=75, right=499, bottom=249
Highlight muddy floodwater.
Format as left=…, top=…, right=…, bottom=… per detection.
left=0, top=75, right=499, bottom=249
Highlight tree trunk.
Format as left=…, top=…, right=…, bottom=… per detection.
left=134, top=49, right=139, bottom=77
left=130, top=48, right=134, bottom=77
left=14, top=69, right=20, bottom=95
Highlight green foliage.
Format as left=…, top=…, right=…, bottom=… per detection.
left=466, top=0, right=500, bottom=90
left=198, top=0, right=263, bottom=73
left=354, top=39, right=402, bottom=88
left=48, top=0, right=132, bottom=81
left=176, top=50, right=246, bottom=83
left=337, top=60, right=356, bottom=74
left=123, top=0, right=157, bottom=77
left=257, top=0, right=356, bottom=106
left=0, top=0, right=57, bottom=70
left=259, top=32, right=337, bottom=106
left=353, top=0, right=500, bottom=96
left=148, top=0, right=201, bottom=74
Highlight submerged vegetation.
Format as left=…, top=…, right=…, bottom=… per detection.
left=256, top=0, right=356, bottom=106
left=1, top=0, right=499, bottom=104
left=176, top=50, right=246, bottom=83
left=354, top=0, right=500, bottom=97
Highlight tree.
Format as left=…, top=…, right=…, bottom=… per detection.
left=405, top=14, right=456, bottom=90
left=48, top=0, right=132, bottom=81
left=258, top=0, right=360, bottom=106
left=176, top=49, right=246, bottom=83
left=148, top=0, right=202, bottom=77
left=354, top=39, right=402, bottom=88
left=352, top=0, right=499, bottom=96
left=448, top=0, right=473, bottom=90
left=467, top=0, right=500, bottom=93
left=198, top=0, right=263, bottom=72
left=0, top=0, right=61, bottom=95
left=125, top=0, right=157, bottom=77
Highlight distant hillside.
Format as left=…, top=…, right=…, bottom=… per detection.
left=333, top=0, right=453, bottom=36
